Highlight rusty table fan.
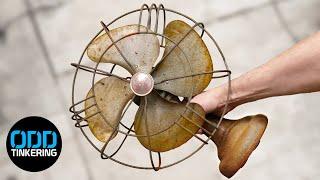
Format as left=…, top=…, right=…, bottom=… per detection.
left=70, top=4, right=268, bottom=178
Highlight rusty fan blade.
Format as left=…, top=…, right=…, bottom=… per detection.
left=203, top=114, right=268, bottom=178
left=152, top=20, right=213, bottom=97
left=85, top=76, right=134, bottom=142
left=87, top=24, right=160, bottom=74
left=134, top=91, right=205, bottom=152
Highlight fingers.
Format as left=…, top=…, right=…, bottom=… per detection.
left=191, top=87, right=237, bottom=117
left=191, top=89, right=219, bottom=113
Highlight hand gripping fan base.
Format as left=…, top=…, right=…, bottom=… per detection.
left=70, top=4, right=268, bottom=178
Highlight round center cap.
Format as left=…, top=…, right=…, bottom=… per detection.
left=130, top=72, right=154, bottom=96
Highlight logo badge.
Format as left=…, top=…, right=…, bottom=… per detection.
left=6, top=116, right=62, bottom=172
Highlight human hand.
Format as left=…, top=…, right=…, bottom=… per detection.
left=191, top=86, right=236, bottom=116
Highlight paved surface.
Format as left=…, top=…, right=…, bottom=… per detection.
left=0, top=0, right=319, bottom=180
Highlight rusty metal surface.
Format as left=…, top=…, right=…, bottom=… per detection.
left=69, top=4, right=231, bottom=170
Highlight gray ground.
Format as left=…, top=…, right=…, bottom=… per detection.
left=0, top=0, right=320, bottom=180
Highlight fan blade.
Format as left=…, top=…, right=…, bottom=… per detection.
left=152, top=20, right=213, bottom=97
left=87, top=25, right=160, bottom=74
left=85, top=76, right=134, bottom=142
left=203, top=114, right=268, bottom=178
left=134, top=92, right=205, bottom=152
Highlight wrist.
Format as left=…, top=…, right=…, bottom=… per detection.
left=215, top=84, right=237, bottom=114
left=210, top=85, right=237, bottom=115
left=216, top=74, right=270, bottom=113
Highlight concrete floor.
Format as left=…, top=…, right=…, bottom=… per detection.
left=0, top=0, right=320, bottom=180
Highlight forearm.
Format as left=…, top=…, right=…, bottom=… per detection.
left=218, top=31, right=320, bottom=110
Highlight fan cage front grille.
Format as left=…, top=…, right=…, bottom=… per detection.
left=69, top=3, right=231, bottom=170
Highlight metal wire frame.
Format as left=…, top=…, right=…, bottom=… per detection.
left=70, top=3, right=230, bottom=170
left=70, top=3, right=231, bottom=170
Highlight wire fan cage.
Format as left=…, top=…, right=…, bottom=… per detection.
left=69, top=4, right=231, bottom=171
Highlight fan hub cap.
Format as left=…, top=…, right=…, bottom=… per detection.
left=130, top=72, right=154, bottom=96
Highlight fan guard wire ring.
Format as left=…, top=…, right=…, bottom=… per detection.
left=70, top=4, right=231, bottom=170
